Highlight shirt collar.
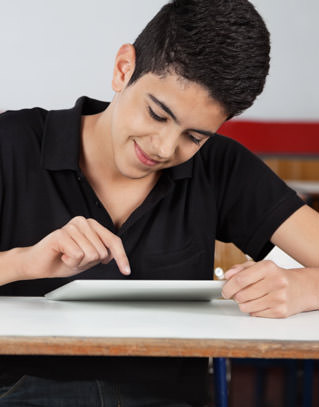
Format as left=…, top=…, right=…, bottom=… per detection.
left=41, top=95, right=193, bottom=180
left=41, top=96, right=106, bottom=172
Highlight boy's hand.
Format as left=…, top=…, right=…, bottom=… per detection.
left=19, top=216, right=131, bottom=280
left=221, top=260, right=308, bottom=318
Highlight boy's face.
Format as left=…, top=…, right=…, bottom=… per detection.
left=109, top=69, right=227, bottom=180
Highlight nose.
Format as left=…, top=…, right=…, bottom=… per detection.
left=151, top=129, right=179, bottom=160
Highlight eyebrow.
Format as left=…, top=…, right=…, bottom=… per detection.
left=147, top=93, right=216, bottom=138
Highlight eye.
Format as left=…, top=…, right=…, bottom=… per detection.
left=188, top=134, right=202, bottom=145
left=148, top=106, right=167, bottom=122
left=148, top=105, right=202, bottom=146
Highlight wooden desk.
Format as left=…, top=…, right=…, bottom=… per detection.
left=1, top=297, right=319, bottom=360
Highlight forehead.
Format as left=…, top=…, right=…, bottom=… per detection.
left=128, top=72, right=227, bottom=128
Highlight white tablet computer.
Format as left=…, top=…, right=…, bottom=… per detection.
left=45, top=280, right=224, bottom=301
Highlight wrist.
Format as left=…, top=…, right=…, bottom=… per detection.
left=5, top=247, right=31, bottom=283
left=294, top=267, right=319, bottom=312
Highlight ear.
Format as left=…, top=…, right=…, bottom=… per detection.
left=112, top=44, right=136, bottom=93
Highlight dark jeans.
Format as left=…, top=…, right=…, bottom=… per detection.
left=0, top=374, right=198, bottom=406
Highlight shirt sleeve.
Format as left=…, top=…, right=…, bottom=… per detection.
left=202, top=135, right=306, bottom=261
left=0, top=108, right=43, bottom=229
left=0, top=112, right=6, bottom=217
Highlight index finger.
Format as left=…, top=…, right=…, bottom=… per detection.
left=222, top=262, right=265, bottom=300
left=224, top=261, right=256, bottom=279
left=88, top=219, right=131, bottom=276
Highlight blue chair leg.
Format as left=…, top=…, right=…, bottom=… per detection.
left=303, top=359, right=314, bottom=407
left=213, top=357, right=228, bottom=407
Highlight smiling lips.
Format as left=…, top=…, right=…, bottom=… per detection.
left=134, top=141, right=160, bottom=167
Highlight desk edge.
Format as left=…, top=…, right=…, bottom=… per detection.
left=0, top=336, right=318, bottom=359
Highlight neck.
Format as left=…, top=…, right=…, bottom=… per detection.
left=80, top=104, right=116, bottom=181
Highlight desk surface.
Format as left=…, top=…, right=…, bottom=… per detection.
left=1, top=297, right=319, bottom=359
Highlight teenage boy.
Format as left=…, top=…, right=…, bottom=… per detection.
left=0, top=0, right=318, bottom=406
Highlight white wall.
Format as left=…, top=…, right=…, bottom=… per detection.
left=247, top=0, right=319, bottom=120
left=0, top=0, right=167, bottom=111
left=1, top=0, right=318, bottom=120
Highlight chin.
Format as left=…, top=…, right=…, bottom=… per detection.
left=115, top=152, right=158, bottom=180
left=119, top=165, right=153, bottom=180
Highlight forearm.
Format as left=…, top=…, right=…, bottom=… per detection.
left=293, top=267, right=319, bottom=313
left=271, top=205, right=319, bottom=267
left=0, top=247, right=28, bottom=286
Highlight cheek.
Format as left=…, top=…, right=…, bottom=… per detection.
left=174, top=143, right=201, bottom=165
left=114, top=107, right=151, bottom=141
left=179, top=136, right=211, bottom=163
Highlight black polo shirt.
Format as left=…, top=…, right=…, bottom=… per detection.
left=0, top=96, right=304, bottom=402
left=0, top=96, right=304, bottom=295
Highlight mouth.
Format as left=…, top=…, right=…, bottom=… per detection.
left=134, top=141, right=160, bottom=167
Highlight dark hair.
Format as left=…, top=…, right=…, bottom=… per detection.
left=128, top=0, right=270, bottom=118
